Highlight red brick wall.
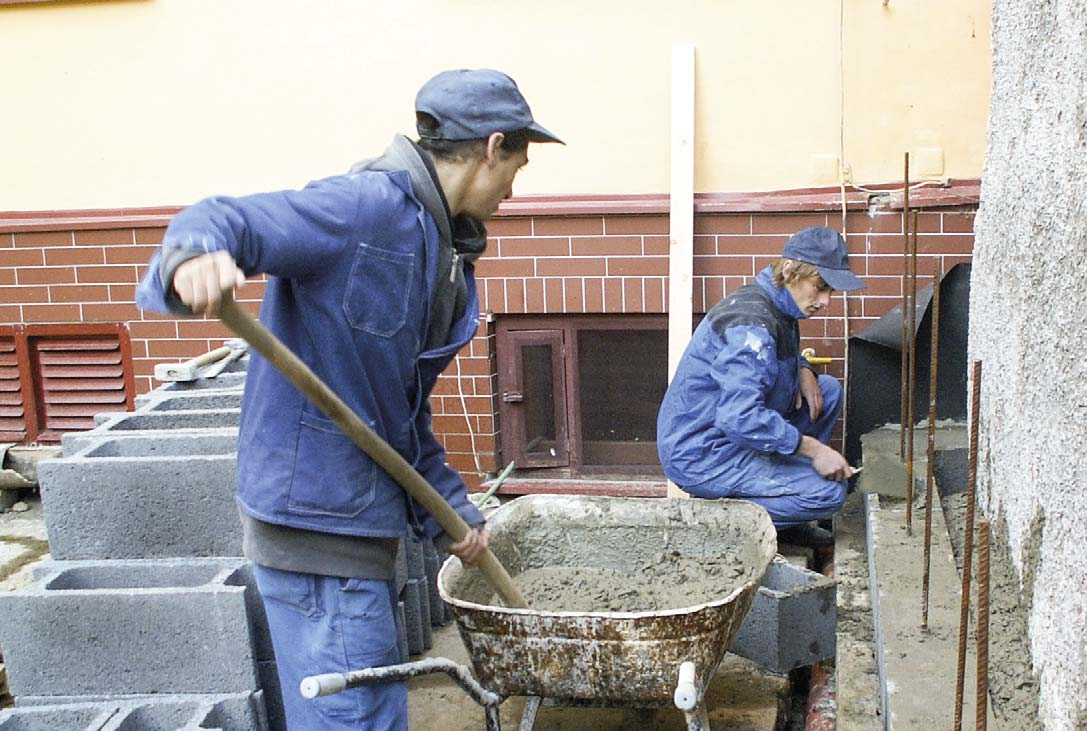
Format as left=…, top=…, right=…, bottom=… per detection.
left=0, top=188, right=977, bottom=485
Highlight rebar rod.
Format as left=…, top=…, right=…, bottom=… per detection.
left=921, top=261, right=942, bottom=628
left=953, top=360, right=982, bottom=731
left=905, top=211, right=919, bottom=535
left=977, top=519, right=991, bottom=731
left=900, top=153, right=911, bottom=460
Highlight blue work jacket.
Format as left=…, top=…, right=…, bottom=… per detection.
left=657, top=267, right=813, bottom=487
left=136, top=170, right=484, bottom=541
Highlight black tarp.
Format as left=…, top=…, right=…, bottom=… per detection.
left=845, top=263, right=971, bottom=463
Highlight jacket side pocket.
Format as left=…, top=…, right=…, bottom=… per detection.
left=286, top=411, right=377, bottom=518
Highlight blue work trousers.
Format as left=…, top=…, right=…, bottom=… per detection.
left=253, top=564, right=407, bottom=731
left=686, top=373, right=847, bottom=527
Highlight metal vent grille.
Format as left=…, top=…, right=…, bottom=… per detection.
left=0, top=334, right=27, bottom=442
left=0, top=324, right=134, bottom=445
left=33, top=335, right=129, bottom=435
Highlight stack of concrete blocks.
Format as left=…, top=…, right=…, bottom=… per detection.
left=0, top=359, right=448, bottom=730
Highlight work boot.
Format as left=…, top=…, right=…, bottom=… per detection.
left=775, top=522, right=834, bottom=548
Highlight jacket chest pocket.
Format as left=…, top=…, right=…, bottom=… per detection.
left=343, top=242, right=416, bottom=338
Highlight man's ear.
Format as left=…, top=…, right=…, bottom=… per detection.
left=485, top=132, right=506, bottom=164
left=781, top=258, right=795, bottom=281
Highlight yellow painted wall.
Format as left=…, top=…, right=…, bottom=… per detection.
left=0, top=0, right=990, bottom=210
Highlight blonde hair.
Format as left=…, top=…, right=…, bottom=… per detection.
left=770, top=258, right=824, bottom=289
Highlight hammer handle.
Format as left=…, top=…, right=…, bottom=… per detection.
left=189, top=345, right=234, bottom=368
left=218, top=297, right=527, bottom=609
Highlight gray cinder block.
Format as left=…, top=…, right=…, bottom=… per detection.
left=394, top=538, right=408, bottom=593
left=102, top=692, right=267, bottom=731
left=38, top=435, right=241, bottom=560
left=136, top=371, right=246, bottom=407
left=0, top=559, right=259, bottom=698
left=402, top=581, right=424, bottom=655
left=0, top=703, right=115, bottom=730
left=405, top=535, right=425, bottom=580
left=729, top=556, right=837, bottom=673
left=395, top=601, right=409, bottom=663
left=142, top=393, right=244, bottom=413
left=63, top=410, right=241, bottom=453
left=423, top=543, right=446, bottom=627
left=9, top=692, right=266, bottom=731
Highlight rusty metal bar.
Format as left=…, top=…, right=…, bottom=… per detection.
left=900, top=152, right=911, bottom=460
left=905, top=211, right=919, bottom=535
left=976, top=519, right=991, bottom=731
left=921, top=261, right=942, bottom=628
left=954, top=360, right=982, bottom=731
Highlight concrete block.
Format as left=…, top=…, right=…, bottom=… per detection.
left=729, top=556, right=837, bottom=673
left=394, top=538, right=408, bottom=593
left=136, top=372, right=246, bottom=407
left=254, top=662, right=284, bottom=731
left=38, top=435, right=241, bottom=559
left=403, top=581, right=424, bottom=655
left=857, top=422, right=967, bottom=498
left=423, top=543, right=447, bottom=627
left=142, top=393, right=244, bottom=413
left=0, top=703, right=115, bottom=730
left=0, top=559, right=258, bottom=697
left=103, top=692, right=267, bottom=731
left=405, top=535, right=425, bottom=580
left=63, top=411, right=241, bottom=453
left=395, top=601, right=408, bottom=663
left=10, top=692, right=266, bottom=731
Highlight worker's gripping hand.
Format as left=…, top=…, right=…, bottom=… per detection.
left=450, top=527, right=490, bottom=566
left=796, top=367, right=823, bottom=421
left=798, top=436, right=852, bottom=482
left=173, top=251, right=246, bottom=317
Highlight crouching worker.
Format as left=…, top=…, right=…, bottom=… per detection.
left=657, top=227, right=865, bottom=548
left=135, top=69, right=562, bottom=730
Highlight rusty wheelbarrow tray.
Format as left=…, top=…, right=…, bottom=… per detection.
left=438, top=495, right=777, bottom=709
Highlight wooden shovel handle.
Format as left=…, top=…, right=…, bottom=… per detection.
left=218, top=297, right=527, bottom=609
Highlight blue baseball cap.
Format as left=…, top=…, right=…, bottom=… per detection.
left=782, top=227, right=865, bottom=291
left=415, top=69, right=563, bottom=144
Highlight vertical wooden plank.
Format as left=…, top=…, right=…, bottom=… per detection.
left=667, top=43, right=696, bottom=498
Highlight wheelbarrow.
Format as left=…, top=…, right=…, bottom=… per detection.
left=302, top=494, right=776, bottom=730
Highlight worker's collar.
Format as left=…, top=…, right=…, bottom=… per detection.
left=755, top=266, right=808, bottom=320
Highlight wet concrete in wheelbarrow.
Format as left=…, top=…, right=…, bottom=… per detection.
left=489, top=547, right=751, bottom=613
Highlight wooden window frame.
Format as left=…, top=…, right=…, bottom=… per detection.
left=496, top=314, right=670, bottom=478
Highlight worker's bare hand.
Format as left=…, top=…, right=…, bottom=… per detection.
left=798, top=436, right=851, bottom=482
left=173, top=251, right=246, bottom=317
left=796, top=367, right=823, bottom=421
left=450, top=527, right=490, bottom=566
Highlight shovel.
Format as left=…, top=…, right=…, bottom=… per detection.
left=218, top=296, right=527, bottom=609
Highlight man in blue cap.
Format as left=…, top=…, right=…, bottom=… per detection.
left=657, top=227, right=865, bottom=547
left=135, top=69, right=561, bottom=730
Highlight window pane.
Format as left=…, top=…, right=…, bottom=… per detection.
left=577, top=329, right=667, bottom=465
left=522, top=344, right=558, bottom=458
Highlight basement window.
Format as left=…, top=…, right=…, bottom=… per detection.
left=0, top=324, right=135, bottom=445
left=496, top=316, right=668, bottom=477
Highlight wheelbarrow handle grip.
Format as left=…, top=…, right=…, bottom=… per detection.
left=218, top=296, right=528, bottom=609
left=674, top=661, right=698, bottom=710
left=300, top=673, right=346, bottom=699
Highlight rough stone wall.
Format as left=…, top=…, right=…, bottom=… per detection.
left=971, top=1, right=1087, bottom=728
